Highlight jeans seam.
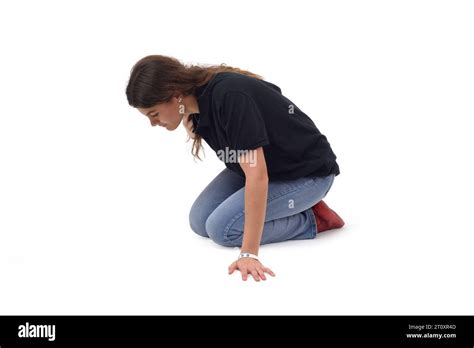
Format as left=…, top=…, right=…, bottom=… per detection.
left=307, top=206, right=317, bottom=238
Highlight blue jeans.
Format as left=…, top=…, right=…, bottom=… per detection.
left=189, top=168, right=335, bottom=247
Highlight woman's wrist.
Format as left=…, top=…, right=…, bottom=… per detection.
left=238, top=252, right=259, bottom=261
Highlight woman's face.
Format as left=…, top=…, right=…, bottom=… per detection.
left=137, top=96, right=182, bottom=131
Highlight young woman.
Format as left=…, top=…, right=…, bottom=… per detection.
left=126, top=55, right=345, bottom=281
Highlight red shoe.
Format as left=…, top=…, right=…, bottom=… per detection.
left=311, top=200, right=345, bottom=233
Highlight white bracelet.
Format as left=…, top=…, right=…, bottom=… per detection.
left=238, top=252, right=259, bottom=261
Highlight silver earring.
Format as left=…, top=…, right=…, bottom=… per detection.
left=178, top=96, right=185, bottom=115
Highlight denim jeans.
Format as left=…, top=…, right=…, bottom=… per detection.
left=189, top=168, right=335, bottom=247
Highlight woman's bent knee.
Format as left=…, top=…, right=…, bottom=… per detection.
left=205, top=213, right=240, bottom=247
left=189, top=205, right=209, bottom=238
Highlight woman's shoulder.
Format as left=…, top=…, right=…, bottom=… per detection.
left=213, top=72, right=258, bottom=92
left=211, top=72, right=281, bottom=100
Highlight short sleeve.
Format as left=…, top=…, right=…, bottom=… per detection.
left=218, top=92, right=270, bottom=151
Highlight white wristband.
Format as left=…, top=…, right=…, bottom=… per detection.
left=238, top=252, right=259, bottom=261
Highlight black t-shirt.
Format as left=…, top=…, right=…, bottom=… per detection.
left=192, top=72, right=340, bottom=181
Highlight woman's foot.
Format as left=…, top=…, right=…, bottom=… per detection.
left=311, top=200, right=345, bottom=233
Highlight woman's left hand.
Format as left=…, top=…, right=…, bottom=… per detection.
left=228, top=258, right=275, bottom=281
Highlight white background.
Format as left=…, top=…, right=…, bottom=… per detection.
left=0, top=0, right=473, bottom=315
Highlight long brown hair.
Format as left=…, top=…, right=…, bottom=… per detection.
left=125, top=55, right=264, bottom=160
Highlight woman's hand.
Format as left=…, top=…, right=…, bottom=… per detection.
left=228, top=258, right=275, bottom=281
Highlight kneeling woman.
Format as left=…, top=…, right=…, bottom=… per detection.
left=126, top=55, right=345, bottom=281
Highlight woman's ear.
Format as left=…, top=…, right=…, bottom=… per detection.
left=172, top=92, right=182, bottom=102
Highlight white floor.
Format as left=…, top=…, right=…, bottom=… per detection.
left=1, top=159, right=473, bottom=315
